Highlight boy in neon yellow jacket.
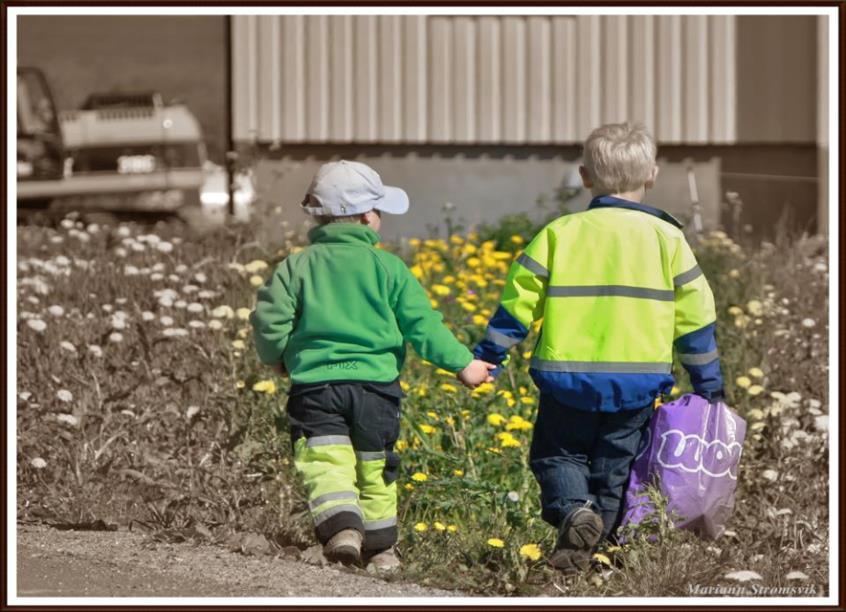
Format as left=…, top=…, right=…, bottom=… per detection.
left=474, top=123, right=724, bottom=573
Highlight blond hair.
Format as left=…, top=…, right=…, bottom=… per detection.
left=582, top=122, right=657, bottom=195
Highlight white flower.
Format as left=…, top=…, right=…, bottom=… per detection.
left=73, top=232, right=91, bottom=243
left=124, top=265, right=140, bottom=276
left=114, top=247, right=128, bottom=258
left=131, top=242, right=146, bottom=253
left=175, top=264, right=188, bottom=273
left=87, top=344, right=104, bottom=358
left=801, top=318, right=816, bottom=328
left=115, top=298, right=128, bottom=305
left=56, top=389, right=73, bottom=402
left=47, top=305, right=64, bottom=317
left=762, top=469, right=779, bottom=482
left=109, top=332, right=124, bottom=343
left=186, top=405, right=200, bottom=419
left=111, top=315, right=127, bottom=330
left=156, top=241, right=174, bottom=253
left=158, top=296, right=174, bottom=308
left=26, top=296, right=40, bottom=305
left=506, top=491, right=520, bottom=503
left=150, top=273, right=164, bottom=282
left=59, top=341, right=77, bottom=353
left=188, top=320, right=206, bottom=329
left=19, top=391, right=32, bottom=401
left=141, top=311, right=155, bottom=322
left=86, top=223, right=100, bottom=234
left=182, top=284, right=199, bottom=294
left=197, top=290, right=216, bottom=300
left=162, top=328, right=189, bottom=337
left=101, top=304, right=113, bottom=313
left=168, top=274, right=180, bottom=282
left=60, top=218, right=74, bottom=229
left=160, top=316, right=174, bottom=326
left=814, top=415, right=828, bottom=432
left=55, top=255, right=71, bottom=266
left=30, top=457, right=47, bottom=469
left=212, top=305, right=234, bottom=319
left=152, top=262, right=166, bottom=272
left=26, top=319, right=47, bottom=333
left=194, top=272, right=207, bottom=284
left=50, top=236, right=64, bottom=244
left=725, top=570, right=762, bottom=582
left=208, top=320, right=223, bottom=331
left=116, top=226, right=131, bottom=237
left=56, top=413, right=79, bottom=426
left=187, top=302, right=204, bottom=313
left=174, top=300, right=187, bottom=309
left=141, top=233, right=161, bottom=245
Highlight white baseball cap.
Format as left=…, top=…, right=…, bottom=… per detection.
left=301, top=160, right=410, bottom=217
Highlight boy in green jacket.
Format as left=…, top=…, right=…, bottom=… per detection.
left=250, top=160, right=493, bottom=572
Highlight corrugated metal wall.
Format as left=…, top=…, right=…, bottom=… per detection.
left=232, top=15, right=737, bottom=145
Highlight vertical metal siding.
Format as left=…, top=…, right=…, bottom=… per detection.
left=233, top=14, right=738, bottom=144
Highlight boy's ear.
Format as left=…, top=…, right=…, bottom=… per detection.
left=578, top=165, right=593, bottom=189
left=644, top=165, right=659, bottom=190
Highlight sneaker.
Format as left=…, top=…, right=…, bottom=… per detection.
left=549, top=506, right=604, bottom=575
left=364, top=547, right=401, bottom=574
left=323, top=528, right=363, bottom=565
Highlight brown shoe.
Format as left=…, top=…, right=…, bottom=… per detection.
left=365, top=547, right=401, bottom=574
left=323, top=528, right=362, bottom=565
left=549, top=506, right=604, bottom=575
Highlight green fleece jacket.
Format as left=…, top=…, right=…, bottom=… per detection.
left=250, top=223, right=473, bottom=384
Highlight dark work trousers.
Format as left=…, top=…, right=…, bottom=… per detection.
left=529, top=393, right=654, bottom=540
left=286, top=380, right=403, bottom=552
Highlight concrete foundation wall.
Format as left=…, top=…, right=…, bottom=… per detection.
left=250, top=145, right=722, bottom=241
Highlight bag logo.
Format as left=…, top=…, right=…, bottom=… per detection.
left=656, top=429, right=742, bottom=479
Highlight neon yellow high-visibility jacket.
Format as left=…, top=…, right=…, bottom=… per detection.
left=474, top=195, right=724, bottom=411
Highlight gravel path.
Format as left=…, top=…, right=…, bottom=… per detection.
left=16, top=524, right=460, bottom=598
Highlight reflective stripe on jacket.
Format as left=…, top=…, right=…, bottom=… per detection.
left=474, top=195, right=724, bottom=412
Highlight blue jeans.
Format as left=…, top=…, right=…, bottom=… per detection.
left=529, top=393, right=654, bottom=540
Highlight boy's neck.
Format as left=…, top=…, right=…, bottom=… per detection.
left=594, top=187, right=646, bottom=203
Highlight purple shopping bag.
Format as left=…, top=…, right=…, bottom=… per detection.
left=621, top=394, right=746, bottom=539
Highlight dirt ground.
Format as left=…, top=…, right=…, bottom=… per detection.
left=15, top=524, right=460, bottom=599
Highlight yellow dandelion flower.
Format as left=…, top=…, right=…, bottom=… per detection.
left=520, top=396, right=534, bottom=405
left=395, top=440, right=408, bottom=452
left=444, top=416, right=455, bottom=426
left=748, top=367, right=764, bottom=379
left=249, top=275, right=264, bottom=287
left=400, top=381, right=411, bottom=392
left=747, top=408, right=765, bottom=420
left=467, top=257, right=482, bottom=268
left=447, top=524, right=458, bottom=533
left=430, top=299, right=438, bottom=309
left=523, top=351, right=533, bottom=360
left=440, top=383, right=458, bottom=394
left=235, top=380, right=246, bottom=389
left=409, top=238, right=421, bottom=248
left=410, top=265, right=424, bottom=279
left=736, top=376, right=752, bottom=389
left=461, top=302, right=477, bottom=312
left=472, top=382, right=495, bottom=396
left=435, top=368, right=454, bottom=376
left=592, top=552, right=612, bottom=566
left=236, top=307, right=252, bottom=321
left=414, top=522, right=428, bottom=532
left=252, top=380, right=277, bottom=394
left=419, top=424, right=436, bottom=434
left=231, top=339, right=246, bottom=350
left=472, top=314, right=488, bottom=326
left=486, top=447, right=503, bottom=455
left=510, top=235, right=525, bottom=245
left=519, top=543, right=542, bottom=561
left=487, top=538, right=505, bottom=548
left=747, top=384, right=764, bottom=396
left=434, top=521, right=446, bottom=531
left=727, top=305, right=744, bottom=316
left=487, top=413, right=506, bottom=426
left=426, top=411, right=440, bottom=421
left=671, top=385, right=681, bottom=395
left=244, top=259, right=269, bottom=274
left=404, top=483, right=415, bottom=491
left=411, top=472, right=428, bottom=482
left=453, top=469, right=464, bottom=477
left=432, top=284, right=451, bottom=297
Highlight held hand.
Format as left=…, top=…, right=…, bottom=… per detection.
left=457, top=359, right=497, bottom=389
left=271, top=363, right=288, bottom=378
